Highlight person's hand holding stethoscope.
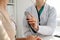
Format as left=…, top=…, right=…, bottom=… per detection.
left=26, top=13, right=39, bottom=32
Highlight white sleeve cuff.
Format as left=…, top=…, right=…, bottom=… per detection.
left=37, top=26, right=54, bottom=35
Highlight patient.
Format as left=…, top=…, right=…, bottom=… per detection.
left=0, top=0, right=16, bottom=40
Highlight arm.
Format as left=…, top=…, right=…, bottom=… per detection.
left=0, top=20, right=10, bottom=40
left=0, top=12, right=11, bottom=40
left=16, top=36, right=41, bottom=40
left=26, top=7, right=56, bottom=36
left=37, top=7, right=56, bottom=35
left=23, top=15, right=33, bottom=37
left=16, top=38, right=26, bottom=40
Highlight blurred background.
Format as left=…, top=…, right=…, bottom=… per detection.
left=7, top=0, right=60, bottom=38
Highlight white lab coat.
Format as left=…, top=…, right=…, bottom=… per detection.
left=23, top=3, right=56, bottom=38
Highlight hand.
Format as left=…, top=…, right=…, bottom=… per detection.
left=26, top=13, right=39, bottom=31
left=26, top=35, right=41, bottom=40
left=35, top=36, right=41, bottom=40
left=16, top=36, right=41, bottom=40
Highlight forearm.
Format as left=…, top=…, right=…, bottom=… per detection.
left=37, top=26, right=55, bottom=35
left=16, top=38, right=26, bottom=40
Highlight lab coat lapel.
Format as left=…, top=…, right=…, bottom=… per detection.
left=31, top=3, right=48, bottom=25
left=40, top=3, right=48, bottom=25
left=31, top=4, right=39, bottom=25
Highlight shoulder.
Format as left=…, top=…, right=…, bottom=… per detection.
left=45, top=3, right=56, bottom=16
left=25, top=4, right=35, bottom=12
left=45, top=4, right=56, bottom=12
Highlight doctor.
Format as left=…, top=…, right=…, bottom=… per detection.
left=23, top=0, right=56, bottom=38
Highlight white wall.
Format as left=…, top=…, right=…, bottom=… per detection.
left=16, top=0, right=33, bottom=38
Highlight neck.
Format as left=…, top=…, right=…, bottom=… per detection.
left=36, top=2, right=45, bottom=11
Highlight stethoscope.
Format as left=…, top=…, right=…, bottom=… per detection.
left=27, top=0, right=40, bottom=33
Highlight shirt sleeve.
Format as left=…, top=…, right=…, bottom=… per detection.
left=0, top=20, right=11, bottom=40
left=0, top=12, right=11, bottom=40
left=23, top=14, right=34, bottom=37
left=37, top=7, right=56, bottom=35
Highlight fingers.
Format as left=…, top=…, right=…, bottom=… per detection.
left=27, top=19, right=36, bottom=25
left=36, top=36, right=42, bottom=40
left=27, top=17, right=37, bottom=27
left=27, top=20, right=36, bottom=22
left=27, top=35, right=42, bottom=40
left=26, top=35, right=36, bottom=40
left=27, top=18, right=36, bottom=25
left=28, top=21, right=35, bottom=26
